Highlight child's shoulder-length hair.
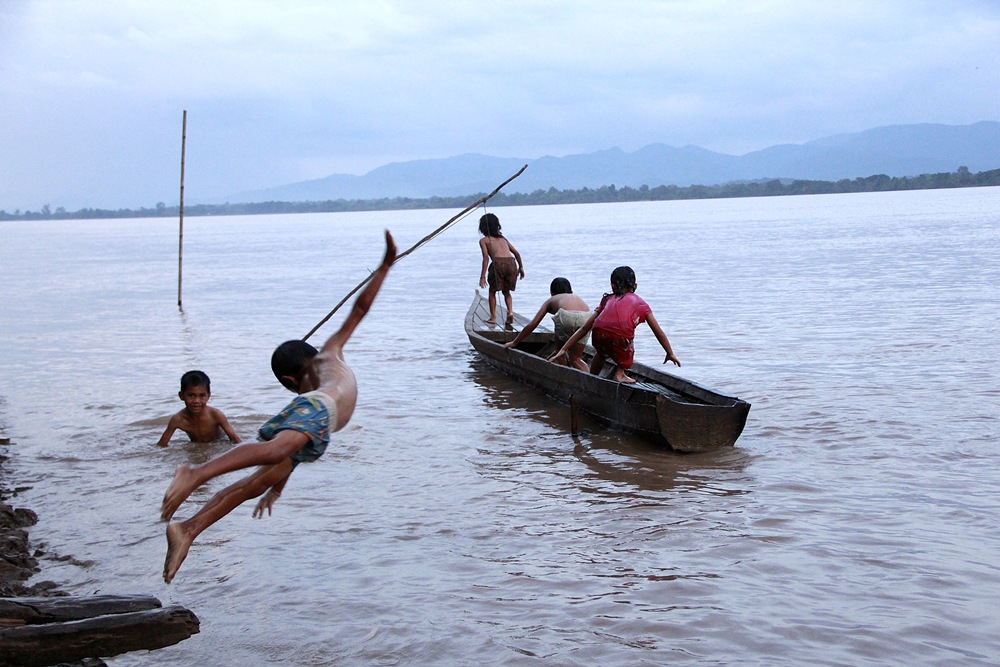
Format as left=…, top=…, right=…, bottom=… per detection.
left=478, top=212, right=502, bottom=237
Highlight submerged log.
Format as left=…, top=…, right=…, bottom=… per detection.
left=0, top=596, right=199, bottom=666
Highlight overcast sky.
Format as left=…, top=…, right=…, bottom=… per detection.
left=1, top=0, right=998, bottom=211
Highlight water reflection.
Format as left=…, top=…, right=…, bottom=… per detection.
left=466, top=358, right=753, bottom=497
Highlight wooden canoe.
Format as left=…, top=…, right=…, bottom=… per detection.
left=465, top=292, right=750, bottom=452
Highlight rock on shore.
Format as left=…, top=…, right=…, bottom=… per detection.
left=0, top=444, right=63, bottom=599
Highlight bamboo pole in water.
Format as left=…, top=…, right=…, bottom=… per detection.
left=570, top=395, right=580, bottom=437
left=177, top=110, right=187, bottom=309
left=302, top=163, right=528, bottom=342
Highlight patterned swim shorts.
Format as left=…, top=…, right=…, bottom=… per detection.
left=258, top=392, right=336, bottom=466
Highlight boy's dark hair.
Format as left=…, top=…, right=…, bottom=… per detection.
left=271, top=340, right=319, bottom=390
left=609, top=266, right=637, bottom=297
left=550, top=277, right=572, bottom=295
left=180, top=370, right=211, bottom=393
left=478, top=212, right=502, bottom=237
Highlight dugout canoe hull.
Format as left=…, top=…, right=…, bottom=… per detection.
left=465, top=292, right=750, bottom=452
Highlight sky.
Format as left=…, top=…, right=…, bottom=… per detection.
left=1, top=0, right=999, bottom=211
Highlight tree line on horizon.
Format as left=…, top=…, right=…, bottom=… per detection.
left=3, top=165, right=998, bottom=222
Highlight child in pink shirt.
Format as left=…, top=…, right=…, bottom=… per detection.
left=550, top=266, right=680, bottom=383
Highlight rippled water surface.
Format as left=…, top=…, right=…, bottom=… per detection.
left=1, top=188, right=998, bottom=665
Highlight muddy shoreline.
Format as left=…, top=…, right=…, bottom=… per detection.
left=0, top=438, right=116, bottom=667
left=0, top=440, right=64, bottom=599
left=0, top=435, right=199, bottom=667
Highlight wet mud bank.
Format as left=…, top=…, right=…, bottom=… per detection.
left=0, top=436, right=199, bottom=666
left=0, top=438, right=62, bottom=599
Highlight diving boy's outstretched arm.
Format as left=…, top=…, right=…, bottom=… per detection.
left=322, top=230, right=397, bottom=355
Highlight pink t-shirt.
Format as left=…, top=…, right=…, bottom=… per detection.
left=593, top=292, right=652, bottom=339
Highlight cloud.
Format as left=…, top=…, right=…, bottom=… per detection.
left=1, top=0, right=998, bottom=210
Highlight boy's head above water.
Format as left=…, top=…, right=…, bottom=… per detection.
left=178, top=370, right=211, bottom=412
left=271, top=340, right=319, bottom=392
left=180, top=370, right=211, bottom=393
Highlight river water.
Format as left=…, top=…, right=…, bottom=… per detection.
left=1, top=188, right=998, bottom=666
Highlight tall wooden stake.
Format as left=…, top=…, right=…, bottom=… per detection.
left=177, top=110, right=187, bottom=309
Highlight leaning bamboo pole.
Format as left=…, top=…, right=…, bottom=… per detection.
left=302, top=164, right=528, bottom=342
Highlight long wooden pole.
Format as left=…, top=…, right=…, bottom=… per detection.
left=570, top=394, right=580, bottom=437
left=177, top=110, right=187, bottom=309
left=302, top=163, right=528, bottom=342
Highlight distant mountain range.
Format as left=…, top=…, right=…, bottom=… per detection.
left=224, top=121, right=1000, bottom=204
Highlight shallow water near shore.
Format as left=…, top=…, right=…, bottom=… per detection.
left=1, top=188, right=999, bottom=665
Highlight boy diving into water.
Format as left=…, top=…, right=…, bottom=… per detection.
left=160, top=230, right=397, bottom=583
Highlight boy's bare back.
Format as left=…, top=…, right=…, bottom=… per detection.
left=545, top=292, right=589, bottom=315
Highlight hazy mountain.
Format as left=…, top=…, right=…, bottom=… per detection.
left=223, top=122, right=1000, bottom=204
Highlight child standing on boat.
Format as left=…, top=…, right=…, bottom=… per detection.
left=154, top=370, right=241, bottom=447
left=478, top=212, right=525, bottom=327
left=503, top=277, right=592, bottom=372
left=160, top=230, right=397, bottom=584
left=549, top=266, right=680, bottom=383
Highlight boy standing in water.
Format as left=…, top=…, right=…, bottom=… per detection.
left=160, top=230, right=397, bottom=584
left=155, top=370, right=241, bottom=447
left=478, top=212, right=525, bottom=327
left=503, top=277, right=592, bottom=372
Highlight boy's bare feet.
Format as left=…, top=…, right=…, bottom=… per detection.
left=485, top=318, right=497, bottom=325
left=161, top=465, right=197, bottom=521
left=163, top=522, right=193, bottom=583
